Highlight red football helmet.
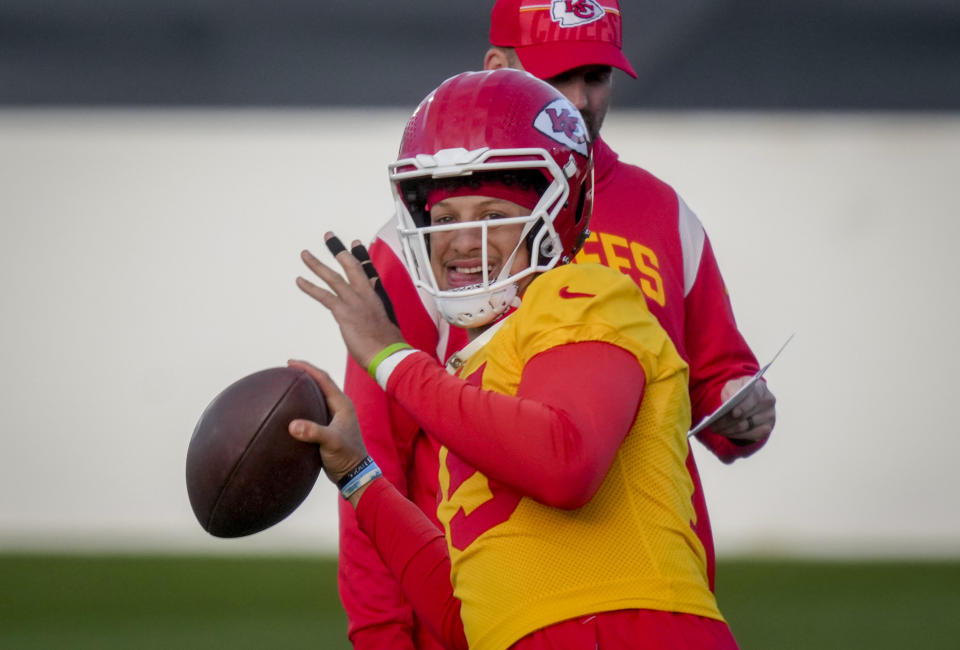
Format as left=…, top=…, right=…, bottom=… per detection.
left=390, top=69, right=594, bottom=328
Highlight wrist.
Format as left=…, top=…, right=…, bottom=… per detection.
left=367, top=342, right=417, bottom=390
left=337, top=456, right=382, bottom=501
left=347, top=478, right=378, bottom=509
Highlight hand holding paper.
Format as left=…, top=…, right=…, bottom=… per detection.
left=688, top=334, right=793, bottom=438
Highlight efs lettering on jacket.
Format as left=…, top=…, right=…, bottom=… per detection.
left=574, top=231, right=666, bottom=306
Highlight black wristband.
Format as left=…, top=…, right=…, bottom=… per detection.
left=336, top=456, right=374, bottom=490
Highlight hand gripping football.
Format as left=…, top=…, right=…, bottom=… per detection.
left=186, top=367, right=328, bottom=538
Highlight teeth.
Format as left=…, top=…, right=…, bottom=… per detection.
left=454, top=265, right=493, bottom=274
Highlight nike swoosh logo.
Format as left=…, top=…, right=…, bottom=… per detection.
left=559, top=286, right=596, bottom=299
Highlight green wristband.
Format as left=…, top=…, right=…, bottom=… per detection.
left=367, top=342, right=413, bottom=380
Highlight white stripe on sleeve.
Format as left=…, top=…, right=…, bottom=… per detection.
left=677, top=195, right=706, bottom=298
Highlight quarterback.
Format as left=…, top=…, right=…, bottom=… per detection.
left=338, top=2, right=774, bottom=647
left=291, top=70, right=739, bottom=649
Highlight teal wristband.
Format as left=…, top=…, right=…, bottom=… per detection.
left=367, top=342, right=413, bottom=380
left=340, top=461, right=383, bottom=500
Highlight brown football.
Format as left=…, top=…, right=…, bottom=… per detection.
left=186, top=366, right=328, bottom=538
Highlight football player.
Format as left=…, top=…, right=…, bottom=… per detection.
left=337, top=2, right=775, bottom=648
left=292, top=69, right=739, bottom=650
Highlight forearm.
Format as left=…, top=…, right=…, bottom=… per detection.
left=340, top=357, right=418, bottom=648
left=354, top=478, right=468, bottom=650
left=339, top=497, right=417, bottom=650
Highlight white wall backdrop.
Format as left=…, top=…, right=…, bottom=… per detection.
left=1, top=109, right=957, bottom=557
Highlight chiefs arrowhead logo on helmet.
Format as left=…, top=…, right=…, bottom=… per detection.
left=534, top=98, right=589, bottom=156
left=551, top=0, right=605, bottom=27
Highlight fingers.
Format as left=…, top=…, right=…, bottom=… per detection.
left=710, top=411, right=774, bottom=441
left=350, top=242, right=378, bottom=280
left=299, top=248, right=352, bottom=298
left=287, top=359, right=355, bottom=420
left=711, top=377, right=777, bottom=441
left=299, top=234, right=383, bottom=308
left=720, top=376, right=753, bottom=419
left=733, top=381, right=775, bottom=421
left=295, top=274, right=338, bottom=309
left=324, top=232, right=376, bottom=291
left=350, top=241, right=398, bottom=325
left=297, top=234, right=405, bottom=367
left=287, top=358, right=331, bottom=391
left=288, top=417, right=327, bottom=445
left=730, top=394, right=757, bottom=420
left=287, top=414, right=367, bottom=486
left=728, top=408, right=776, bottom=442
left=721, top=377, right=774, bottom=419
left=299, top=235, right=399, bottom=334
left=286, top=359, right=368, bottom=484
left=324, top=234, right=347, bottom=257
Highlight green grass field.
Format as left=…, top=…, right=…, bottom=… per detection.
left=2, top=554, right=958, bottom=649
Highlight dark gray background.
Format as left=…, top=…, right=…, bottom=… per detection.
left=2, top=0, right=959, bottom=108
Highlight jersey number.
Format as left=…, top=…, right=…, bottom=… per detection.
left=444, top=450, right=521, bottom=552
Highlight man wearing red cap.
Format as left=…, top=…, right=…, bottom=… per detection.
left=488, top=0, right=636, bottom=79
left=337, top=2, right=775, bottom=648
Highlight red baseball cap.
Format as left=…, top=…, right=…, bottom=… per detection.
left=490, top=0, right=637, bottom=80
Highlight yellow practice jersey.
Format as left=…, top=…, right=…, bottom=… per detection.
left=436, top=263, right=722, bottom=650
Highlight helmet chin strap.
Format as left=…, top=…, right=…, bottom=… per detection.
left=436, top=282, right=521, bottom=329
left=489, top=209, right=546, bottom=285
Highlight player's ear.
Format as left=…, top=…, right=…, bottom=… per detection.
left=483, top=47, right=510, bottom=71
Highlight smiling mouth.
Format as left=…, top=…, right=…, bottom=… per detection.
left=453, top=264, right=488, bottom=274
left=446, top=263, right=495, bottom=289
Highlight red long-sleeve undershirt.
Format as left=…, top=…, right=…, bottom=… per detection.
left=355, top=340, right=645, bottom=648
left=386, top=340, right=645, bottom=510
left=355, top=478, right=468, bottom=650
